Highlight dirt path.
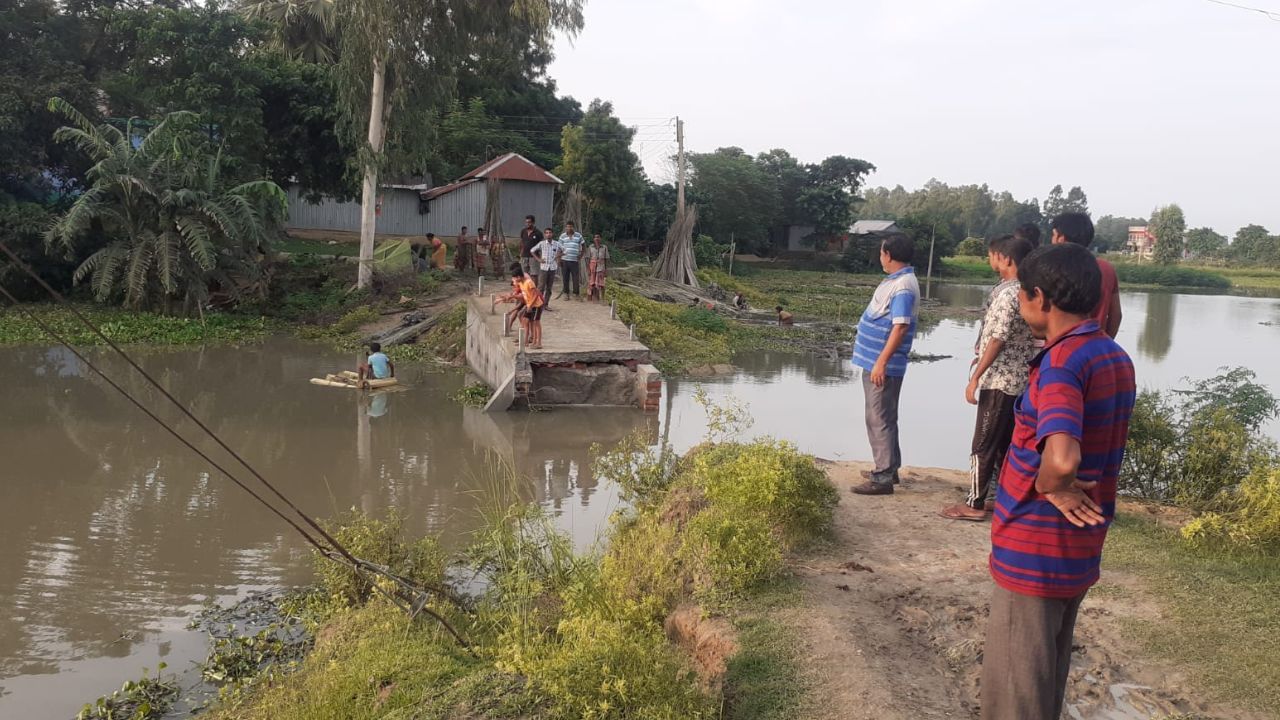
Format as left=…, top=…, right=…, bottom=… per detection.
left=788, top=461, right=1263, bottom=720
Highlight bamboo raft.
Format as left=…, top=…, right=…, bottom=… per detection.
left=309, top=370, right=400, bottom=390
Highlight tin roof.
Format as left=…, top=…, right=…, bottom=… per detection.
left=461, top=153, right=564, bottom=184
left=850, top=220, right=899, bottom=235
left=421, top=178, right=480, bottom=200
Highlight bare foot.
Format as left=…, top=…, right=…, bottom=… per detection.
left=938, top=504, right=988, bottom=522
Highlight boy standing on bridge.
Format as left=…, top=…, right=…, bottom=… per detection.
left=980, top=243, right=1135, bottom=720
left=511, top=262, right=545, bottom=349
left=849, top=233, right=920, bottom=495
left=941, top=234, right=1037, bottom=522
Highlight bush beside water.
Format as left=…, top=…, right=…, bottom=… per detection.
left=201, top=418, right=837, bottom=718
left=1113, top=262, right=1231, bottom=289
left=1122, top=367, right=1280, bottom=551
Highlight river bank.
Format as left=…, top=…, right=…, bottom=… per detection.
left=88, top=457, right=1280, bottom=720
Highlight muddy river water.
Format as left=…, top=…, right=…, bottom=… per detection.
left=2, top=287, right=1279, bottom=717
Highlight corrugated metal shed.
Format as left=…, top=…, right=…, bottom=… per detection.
left=850, top=220, right=899, bottom=235
left=285, top=185, right=429, bottom=236
left=285, top=155, right=561, bottom=238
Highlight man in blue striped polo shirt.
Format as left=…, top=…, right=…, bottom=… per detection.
left=850, top=233, right=920, bottom=495
left=558, top=221, right=585, bottom=301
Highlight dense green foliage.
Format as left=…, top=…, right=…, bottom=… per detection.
left=46, top=100, right=287, bottom=311
left=1185, top=227, right=1228, bottom=260
left=859, top=180, right=1044, bottom=247
left=555, top=99, right=645, bottom=235
left=1111, top=263, right=1230, bottom=289
left=1148, top=203, right=1186, bottom=265
left=1122, top=368, right=1280, bottom=550
left=0, top=304, right=274, bottom=345
left=689, top=147, right=875, bottom=254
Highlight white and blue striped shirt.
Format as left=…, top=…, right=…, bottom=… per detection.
left=852, top=267, right=920, bottom=377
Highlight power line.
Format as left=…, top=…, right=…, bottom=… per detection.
left=0, top=243, right=468, bottom=643
left=1205, top=0, right=1280, bottom=21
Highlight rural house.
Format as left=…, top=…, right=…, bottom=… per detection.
left=283, top=153, right=562, bottom=239
left=784, top=219, right=900, bottom=253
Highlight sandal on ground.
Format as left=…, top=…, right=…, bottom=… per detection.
left=938, top=504, right=989, bottom=522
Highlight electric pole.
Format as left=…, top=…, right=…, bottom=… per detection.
left=676, top=117, right=686, bottom=214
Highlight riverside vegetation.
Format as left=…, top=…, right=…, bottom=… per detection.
left=92, top=397, right=838, bottom=720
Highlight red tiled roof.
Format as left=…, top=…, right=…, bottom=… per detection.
left=461, top=152, right=564, bottom=184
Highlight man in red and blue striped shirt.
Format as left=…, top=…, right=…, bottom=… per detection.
left=981, top=243, right=1136, bottom=720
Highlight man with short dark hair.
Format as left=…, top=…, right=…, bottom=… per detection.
left=520, top=215, right=540, bottom=275
left=1050, top=212, right=1121, bottom=338
left=941, top=234, right=1037, bottom=521
left=559, top=221, right=585, bottom=301
left=1013, top=223, right=1042, bottom=247
left=850, top=233, right=920, bottom=495
left=532, top=227, right=562, bottom=311
left=980, top=242, right=1136, bottom=720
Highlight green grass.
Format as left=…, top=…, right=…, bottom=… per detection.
left=1104, top=514, right=1280, bottom=715
left=705, top=267, right=874, bottom=322
left=277, top=236, right=360, bottom=257
left=938, top=256, right=996, bottom=281
left=203, top=603, right=535, bottom=720
left=0, top=304, right=275, bottom=346
left=724, top=580, right=809, bottom=720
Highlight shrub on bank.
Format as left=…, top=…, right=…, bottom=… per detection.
left=199, top=413, right=837, bottom=719
left=1122, top=368, right=1280, bottom=551
left=1113, top=262, right=1231, bottom=289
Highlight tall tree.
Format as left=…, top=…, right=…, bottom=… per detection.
left=687, top=147, right=779, bottom=252
left=1230, top=224, right=1280, bottom=266
left=1185, top=227, right=1227, bottom=260
left=434, top=98, right=537, bottom=181
left=1148, top=204, right=1187, bottom=265
left=241, top=0, right=585, bottom=288
left=1042, top=184, right=1089, bottom=223
left=554, top=99, right=644, bottom=234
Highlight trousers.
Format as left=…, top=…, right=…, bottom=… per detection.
left=981, top=585, right=1087, bottom=720
left=861, top=372, right=904, bottom=485
left=561, top=260, right=581, bottom=296
left=968, top=389, right=1018, bottom=509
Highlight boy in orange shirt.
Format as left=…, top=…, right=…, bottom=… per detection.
left=510, top=262, right=544, bottom=349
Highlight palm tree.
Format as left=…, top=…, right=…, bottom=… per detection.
left=238, top=0, right=338, bottom=63
left=45, top=98, right=287, bottom=313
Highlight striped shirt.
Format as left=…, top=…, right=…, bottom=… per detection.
left=990, top=320, right=1136, bottom=599
left=559, top=232, right=584, bottom=262
left=851, top=267, right=919, bottom=377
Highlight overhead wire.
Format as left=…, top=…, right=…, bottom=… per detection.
left=1204, top=0, right=1280, bottom=20
left=0, top=242, right=469, bottom=646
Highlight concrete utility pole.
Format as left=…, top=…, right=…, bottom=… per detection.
left=926, top=222, right=937, bottom=300
left=675, top=117, right=686, bottom=214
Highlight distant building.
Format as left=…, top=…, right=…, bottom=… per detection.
left=1128, top=226, right=1156, bottom=260
left=285, top=179, right=432, bottom=236
left=784, top=219, right=900, bottom=253
left=283, top=153, right=562, bottom=238
left=421, top=153, right=562, bottom=237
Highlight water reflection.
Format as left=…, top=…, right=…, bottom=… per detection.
left=0, top=339, right=651, bottom=718
left=1137, top=292, right=1176, bottom=362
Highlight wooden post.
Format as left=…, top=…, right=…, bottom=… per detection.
left=728, top=234, right=735, bottom=275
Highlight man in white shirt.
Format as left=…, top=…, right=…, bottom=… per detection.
left=532, top=227, right=563, bottom=310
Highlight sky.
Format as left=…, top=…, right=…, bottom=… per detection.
left=549, top=0, right=1280, bottom=235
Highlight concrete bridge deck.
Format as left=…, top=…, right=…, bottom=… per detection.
left=465, top=295, right=660, bottom=411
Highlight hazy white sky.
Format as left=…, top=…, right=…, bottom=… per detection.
left=550, top=0, right=1280, bottom=235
